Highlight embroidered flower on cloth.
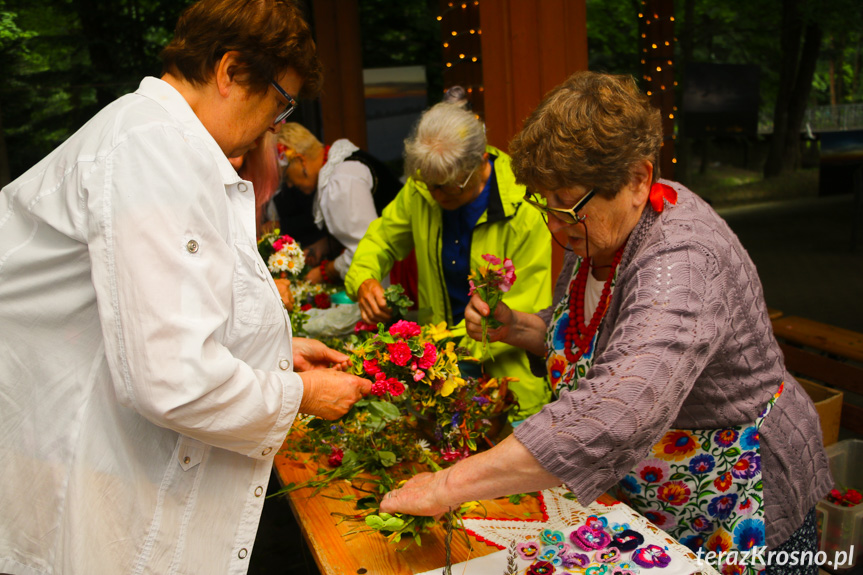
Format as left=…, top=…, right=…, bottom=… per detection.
left=657, top=480, right=691, bottom=506
left=526, top=561, right=555, bottom=575
left=635, top=460, right=670, bottom=484
left=631, top=544, right=672, bottom=569
left=651, top=430, right=699, bottom=461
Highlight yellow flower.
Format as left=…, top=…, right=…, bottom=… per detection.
left=425, top=321, right=452, bottom=342
left=440, top=375, right=464, bottom=397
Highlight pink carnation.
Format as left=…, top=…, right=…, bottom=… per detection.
left=387, top=341, right=413, bottom=366
left=354, top=321, right=377, bottom=333
left=482, top=253, right=501, bottom=265
left=418, top=342, right=437, bottom=369
left=363, top=359, right=381, bottom=377
left=388, top=320, right=422, bottom=339
left=387, top=378, right=406, bottom=397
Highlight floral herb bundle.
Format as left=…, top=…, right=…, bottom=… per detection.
left=279, top=320, right=516, bottom=547
left=257, top=229, right=305, bottom=278
left=468, top=254, right=516, bottom=359
left=827, top=486, right=862, bottom=507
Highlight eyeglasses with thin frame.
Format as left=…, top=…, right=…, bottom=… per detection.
left=270, top=80, right=297, bottom=125
left=428, top=164, right=478, bottom=196
left=523, top=188, right=596, bottom=224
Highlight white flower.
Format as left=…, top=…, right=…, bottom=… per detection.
left=414, top=439, right=431, bottom=453
left=268, top=253, right=288, bottom=273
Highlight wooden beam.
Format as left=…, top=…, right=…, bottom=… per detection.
left=311, top=0, right=367, bottom=149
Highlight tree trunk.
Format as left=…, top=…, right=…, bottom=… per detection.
left=764, top=0, right=803, bottom=178
left=783, top=21, right=822, bottom=170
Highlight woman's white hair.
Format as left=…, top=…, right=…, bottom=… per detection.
left=403, top=102, right=486, bottom=186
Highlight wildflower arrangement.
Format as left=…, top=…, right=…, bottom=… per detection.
left=257, top=229, right=305, bottom=278
left=467, top=254, right=516, bottom=358
left=279, top=319, right=517, bottom=547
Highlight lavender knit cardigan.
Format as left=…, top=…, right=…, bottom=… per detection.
left=514, top=181, right=832, bottom=548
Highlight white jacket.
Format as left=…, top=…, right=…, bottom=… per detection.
left=0, top=77, right=302, bottom=575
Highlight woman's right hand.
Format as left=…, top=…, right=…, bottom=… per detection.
left=464, top=293, right=513, bottom=343
left=357, top=278, right=391, bottom=324
left=298, top=369, right=371, bottom=420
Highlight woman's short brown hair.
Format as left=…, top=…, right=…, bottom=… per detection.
left=160, top=0, right=322, bottom=99
left=509, top=71, right=662, bottom=198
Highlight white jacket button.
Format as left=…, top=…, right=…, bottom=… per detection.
left=279, top=358, right=290, bottom=370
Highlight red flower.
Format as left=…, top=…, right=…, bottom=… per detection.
left=657, top=481, right=691, bottom=506
left=387, top=378, right=405, bottom=397
left=418, top=342, right=437, bottom=369
left=328, top=448, right=344, bottom=467
left=846, top=489, right=863, bottom=505
left=370, top=377, right=388, bottom=396
left=363, top=359, right=381, bottom=377
left=314, top=293, right=331, bottom=309
left=300, top=303, right=313, bottom=311
left=388, top=320, right=421, bottom=338
left=714, top=472, right=733, bottom=493
left=354, top=321, right=377, bottom=333
left=387, top=341, right=413, bottom=366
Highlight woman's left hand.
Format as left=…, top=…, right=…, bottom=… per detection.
left=379, top=470, right=452, bottom=518
left=273, top=278, right=294, bottom=311
left=292, top=337, right=351, bottom=371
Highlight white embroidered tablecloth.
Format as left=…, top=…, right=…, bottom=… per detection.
left=417, top=487, right=721, bottom=575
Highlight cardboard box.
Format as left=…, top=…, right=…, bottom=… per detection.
left=798, top=377, right=843, bottom=447
left=816, top=439, right=863, bottom=571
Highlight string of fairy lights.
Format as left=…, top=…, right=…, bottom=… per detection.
left=638, top=1, right=678, bottom=169
left=437, top=1, right=483, bottom=100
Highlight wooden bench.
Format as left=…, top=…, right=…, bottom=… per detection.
left=772, top=315, right=863, bottom=436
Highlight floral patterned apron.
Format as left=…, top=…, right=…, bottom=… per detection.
left=546, top=255, right=782, bottom=575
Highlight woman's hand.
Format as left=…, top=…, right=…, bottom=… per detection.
left=298, top=369, right=371, bottom=420
left=464, top=293, right=513, bottom=343
left=357, top=278, right=391, bottom=324
left=379, top=470, right=452, bottom=518
left=273, top=278, right=294, bottom=311
left=293, top=337, right=351, bottom=371
left=304, top=266, right=324, bottom=284
left=302, top=236, right=330, bottom=269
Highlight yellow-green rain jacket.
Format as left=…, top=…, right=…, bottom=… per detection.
left=346, top=146, right=552, bottom=419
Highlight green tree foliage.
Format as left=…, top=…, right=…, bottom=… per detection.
left=0, top=0, right=191, bottom=181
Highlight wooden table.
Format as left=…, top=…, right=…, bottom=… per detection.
left=274, top=440, right=624, bottom=575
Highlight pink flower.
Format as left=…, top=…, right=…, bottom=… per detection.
left=500, top=258, right=516, bottom=292
left=468, top=279, right=477, bottom=296
left=272, top=238, right=285, bottom=252
left=482, top=253, right=501, bottom=265
left=363, top=359, right=381, bottom=377
left=387, top=341, right=413, bottom=366
left=413, top=370, right=425, bottom=382
left=354, top=321, right=377, bottom=333
left=387, top=378, right=405, bottom=396
left=418, top=342, right=437, bottom=369
left=388, top=320, right=422, bottom=339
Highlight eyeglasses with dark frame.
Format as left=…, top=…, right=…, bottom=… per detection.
left=428, top=164, right=478, bottom=197
left=270, top=80, right=297, bottom=125
left=523, top=188, right=597, bottom=224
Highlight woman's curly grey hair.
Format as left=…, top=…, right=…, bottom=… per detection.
left=403, top=102, right=486, bottom=187
left=509, top=71, right=662, bottom=198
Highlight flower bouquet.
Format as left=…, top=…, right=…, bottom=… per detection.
left=467, top=254, right=516, bottom=359
left=278, top=319, right=516, bottom=547
left=257, top=229, right=306, bottom=278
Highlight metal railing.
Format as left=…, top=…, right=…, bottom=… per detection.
left=758, top=103, right=863, bottom=135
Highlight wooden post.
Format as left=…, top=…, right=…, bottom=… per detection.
left=478, top=0, right=588, bottom=283
left=311, top=0, right=367, bottom=149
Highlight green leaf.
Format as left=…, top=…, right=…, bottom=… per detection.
left=670, top=472, right=687, bottom=480
left=724, top=447, right=741, bottom=458
left=365, top=515, right=384, bottom=529
left=377, top=451, right=397, bottom=467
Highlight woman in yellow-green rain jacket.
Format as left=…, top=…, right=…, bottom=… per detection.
left=346, top=102, right=552, bottom=420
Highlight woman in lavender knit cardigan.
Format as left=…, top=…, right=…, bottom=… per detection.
left=380, top=72, right=832, bottom=574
